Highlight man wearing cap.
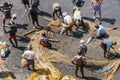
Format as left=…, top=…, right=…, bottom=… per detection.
left=92, top=23, right=107, bottom=39
left=60, top=12, right=73, bottom=35
left=0, top=2, right=13, bottom=32
left=100, top=39, right=117, bottom=59
left=71, top=46, right=86, bottom=77
left=5, top=23, right=17, bottom=47
left=52, top=2, right=63, bottom=20
left=22, top=44, right=36, bottom=71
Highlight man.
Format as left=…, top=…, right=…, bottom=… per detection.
left=100, top=39, right=117, bottom=59
left=52, top=3, right=63, bottom=20
left=22, top=44, right=36, bottom=71
left=0, top=2, right=13, bottom=32
left=5, top=23, right=17, bottom=47
left=72, top=0, right=85, bottom=8
left=79, top=40, right=87, bottom=56
left=29, top=4, right=40, bottom=28
left=40, top=33, right=52, bottom=48
left=31, top=0, right=40, bottom=11
left=21, top=0, right=30, bottom=12
left=60, top=12, right=73, bottom=35
left=71, top=48, right=86, bottom=78
left=92, top=23, right=107, bottom=39
left=73, top=8, right=84, bottom=30
left=91, top=0, right=103, bottom=21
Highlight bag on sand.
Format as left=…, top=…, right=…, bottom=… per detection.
left=21, top=58, right=28, bottom=67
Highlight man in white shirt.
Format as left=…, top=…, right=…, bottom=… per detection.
left=22, top=44, right=36, bottom=71
left=60, top=12, right=73, bottom=35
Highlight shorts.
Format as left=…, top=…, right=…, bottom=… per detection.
left=27, top=59, right=34, bottom=65
left=2, top=12, right=11, bottom=20
left=22, top=0, right=29, bottom=5
left=93, top=5, right=101, bottom=13
left=8, top=35, right=16, bottom=39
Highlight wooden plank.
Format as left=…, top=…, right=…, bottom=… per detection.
left=43, top=17, right=53, bottom=22
left=22, top=28, right=36, bottom=36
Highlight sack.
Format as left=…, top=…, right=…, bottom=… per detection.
left=1, top=48, right=10, bottom=58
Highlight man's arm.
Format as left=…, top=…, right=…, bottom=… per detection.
left=8, top=4, right=13, bottom=10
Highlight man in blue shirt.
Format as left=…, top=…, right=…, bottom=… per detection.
left=100, top=39, right=117, bottom=59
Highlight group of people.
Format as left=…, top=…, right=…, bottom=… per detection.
left=0, top=0, right=118, bottom=78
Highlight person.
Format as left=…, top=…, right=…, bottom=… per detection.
left=100, top=39, right=117, bottom=59
left=31, top=0, right=40, bottom=11
left=10, top=14, right=17, bottom=25
left=52, top=3, right=63, bottom=20
left=79, top=40, right=87, bottom=56
left=92, top=23, right=107, bottom=39
left=40, top=33, right=52, bottom=48
left=73, top=8, right=84, bottom=30
left=71, top=48, right=86, bottom=77
left=28, top=4, right=40, bottom=28
left=5, top=23, right=18, bottom=47
left=60, top=12, right=73, bottom=35
left=91, top=0, right=103, bottom=21
left=0, top=2, right=13, bottom=32
left=21, top=0, right=30, bottom=12
left=72, top=0, right=85, bottom=8
left=22, top=44, right=36, bottom=71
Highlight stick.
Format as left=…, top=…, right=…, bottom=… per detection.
left=22, top=28, right=36, bottom=36
left=108, top=27, right=117, bottom=32
left=43, top=17, right=53, bottom=22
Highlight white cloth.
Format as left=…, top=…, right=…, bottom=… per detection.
left=73, top=10, right=82, bottom=20
left=63, top=15, right=72, bottom=24
left=22, top=50, right=35, bottom=60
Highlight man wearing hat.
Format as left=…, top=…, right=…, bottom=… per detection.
left=100, top=39, right=117, bottom=59
left=60, top=12, right=73, bottom=35
left=5, top=23, right=17, bottom=47
left=52, top=2, right=63, bottom=20
left=22, top=44, right=36, bottom=71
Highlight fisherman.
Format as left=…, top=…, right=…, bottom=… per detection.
left=0, top=1, right=13, bottom=32
left=5, top=23, right=18, bottom=47
left=92, top=23, right=107, bottom=39
left=28, top=4, right=40, bottom=28
left=72, top=0, right=85, bottom=8
left=52, top=2, right=63, bottom=20
left=40, top=33, right=52, bottom=48
left=71, top=48, right=86, bottom=78
left=60, top=12, right=73, bottom=35
left=79, top=40, right=87, bottom=56
left=10, top=14, right=17, bottom=25
left=91, top=0, right=103, bottom=21
left=73, top=7, right=84, bottom=30
left=21, top=0, right=30, bottom=12
left=22, top=44, right=36, bottom=71
left=31, top=0, right=40, bottom=11
left=100, top=39, right=117, bottom=59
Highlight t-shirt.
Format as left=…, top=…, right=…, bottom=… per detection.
left=64, top=15, right=73, bottom=24
left=97, top=25, right=106, bottom=36
left=22, top=50, right=35, bottom=60
left=73, top=10, right=82, bottom=20
left=103, top=39, right=113, bottom=52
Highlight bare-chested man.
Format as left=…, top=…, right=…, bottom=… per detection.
left=91, top=0, right=103, bottom=21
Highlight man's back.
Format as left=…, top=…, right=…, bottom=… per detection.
left=23, top=50, right=35, bottom=60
